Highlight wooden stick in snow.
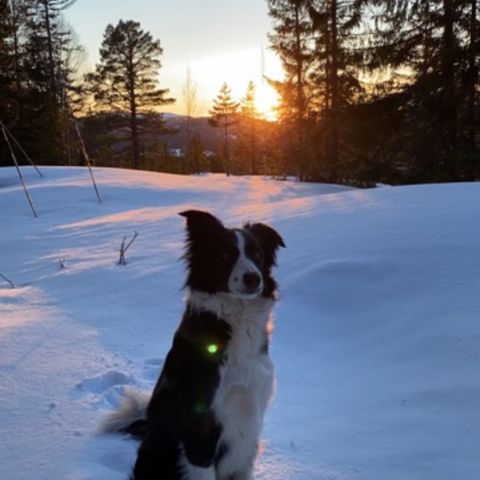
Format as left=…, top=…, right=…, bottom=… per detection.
left=118, top=232, right=138, bottom=265
left=0, top=121, right=43, bottom=177
left=72, top=118, right=102, bottom=204
left=0, top=273, right=15, bottom=288
left=1, top=123, right=38, bottom=218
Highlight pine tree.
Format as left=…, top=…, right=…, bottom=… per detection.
left=0, top=0, right=16, bottom=166
left=8, top=0, right=79, bottom=164
left=86, top=20, right=174, bottom=169
left=267, top=0, right=313, bottom=122
left=185, top=135, right=204, bottom=174
left=0, top=0, right=15, bottom=121
left=208, top=82, right=239, bottom=176
left=25, top=1, right=76, bottom=98
left=365, top=0, right=479, bottom=181
left=7, top=0, right=31, bottom=93
left=267, top=0, right=315, bottom=178
left=238, top=81, right=260, bottom=174
left=462, top=0, right=479, bottom=175
left=308, top=0, right=364, bottom=182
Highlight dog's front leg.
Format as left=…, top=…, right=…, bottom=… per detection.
left=178, top=410, right=220, bottom=480
left=179, top=458, right=216, bottom=480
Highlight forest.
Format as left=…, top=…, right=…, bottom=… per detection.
left=0, top=0, right=478, bottom=185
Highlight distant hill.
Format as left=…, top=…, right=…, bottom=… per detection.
left=160, top=113, right=224, bottom=153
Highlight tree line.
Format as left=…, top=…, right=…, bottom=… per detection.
left=1, top=0, right=478, bottom=185
left=0, top=0, right=81, bottom=165
left=267, top=0, right=479, bottom=184
left=0, top=0, right=177, bottom=171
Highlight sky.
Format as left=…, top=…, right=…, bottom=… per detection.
left=64, top=0, right=284, bottom=117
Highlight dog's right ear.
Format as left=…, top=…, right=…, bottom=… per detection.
left=179, top=210, right=225, bottom=239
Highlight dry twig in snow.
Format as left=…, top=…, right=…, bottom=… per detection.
left=0, top=273, right=15, bottom=288
left=1, top=123, right=38, bottom=217
left=118, top=232, right=139, bottom=265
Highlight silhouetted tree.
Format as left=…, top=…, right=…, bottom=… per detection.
left=10, top=0, right=79, bottom=163
left=208, top=82, right=239, bottom=176
left=237, top=81, right=260, bottom=174
left=267, top=0, right=315, bottom=178
left=364, top=0, right=479, bottom=180
left=86, top=20, right=174, bottom=169
left=182, top=65, right=198, bottom=142
left=308, top=0, right=364, bottom=182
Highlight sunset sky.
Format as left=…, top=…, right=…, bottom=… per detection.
left=65, top=0, right=283, bottom=118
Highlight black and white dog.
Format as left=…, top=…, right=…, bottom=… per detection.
left=103, top=210, right=285, bottom=480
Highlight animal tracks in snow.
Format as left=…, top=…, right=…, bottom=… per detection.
left=72, top=358, right=163, bottom=411
left=76, top=370, right=135, bottom=394
left=73, top=370, right=136, bottom=408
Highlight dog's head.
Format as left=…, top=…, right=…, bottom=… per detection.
left=179, top=210, right=285, bottom=299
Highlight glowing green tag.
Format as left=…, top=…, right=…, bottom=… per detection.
left=207, top=344, right=218, bottom=354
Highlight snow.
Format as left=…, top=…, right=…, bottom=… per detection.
left=1, top=166, right=479, bottom=480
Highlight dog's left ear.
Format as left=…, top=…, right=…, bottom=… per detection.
left=245, top=222, right=286, bottom=264
left=179, top=210, right=225, bottom=240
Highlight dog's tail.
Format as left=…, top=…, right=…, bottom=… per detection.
left=99, top=388, right=150, bottom=440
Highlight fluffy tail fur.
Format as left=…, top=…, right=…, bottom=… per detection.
left=100, top=388, right=150, bottom=439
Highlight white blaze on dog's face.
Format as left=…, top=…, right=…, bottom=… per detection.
left=180, top=210, right=285, bottom=298
left=228, top=231, right=264, bottom=299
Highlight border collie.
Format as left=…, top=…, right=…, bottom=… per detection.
left=102, top=210, right=285, bottom=480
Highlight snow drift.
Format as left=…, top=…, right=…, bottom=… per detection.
left=0, top=167, right=479, bottom=480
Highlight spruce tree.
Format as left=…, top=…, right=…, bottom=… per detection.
left=208, top=82, right=239, bottom=176
left=365, top=0, right=479, bottom=180
left=267, top=0, right=314, bottom=178
left=0, top=0, right=15, bottom=119
left=25, top=1, right=76, bottom=99
left=267, top=0, right=313, bottom=122
left=238, top=81, right=260, bottom=174
left=8, top=0, right=78, bottom=164
left=308, top=0, right=364, bottom=182
left=86, top=20, right=174, bottom=169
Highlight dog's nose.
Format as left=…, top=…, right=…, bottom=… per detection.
left=243, top=272, right=261, bottom=290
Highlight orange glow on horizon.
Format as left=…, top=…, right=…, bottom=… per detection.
left=160, top=48, right=284, bottom=120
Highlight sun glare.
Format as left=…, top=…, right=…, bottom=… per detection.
left=186, top=48, right=283, bottom=120
left=255, top=82, right=280, bottom=121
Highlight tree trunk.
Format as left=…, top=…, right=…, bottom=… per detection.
left=251, top=121, right=256, bottom=175
left=127, top=40, right=139, bottom=169
left=442, top=0, right=457, bottom=178
left=42, top=0, right=57, bottom=96
left=130, top=102, right=139, bottom=169
left=224, top=119, right=230, bottom=176
left=329, top=0, right=339, bottom=182
left=11, top=1, right=21, bottom=92
left=294, top=2, right=306, bottom=177
left=467, top=0, right=478, bottom=173
left=294, top=3, right=305, bottom=123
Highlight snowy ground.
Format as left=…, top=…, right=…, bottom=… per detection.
left=1, top=166, right=479, bottom=480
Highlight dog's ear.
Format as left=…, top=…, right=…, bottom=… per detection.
left=246, top=222, right=286, bottom=265
left=179, top=210, right=225, bottom=238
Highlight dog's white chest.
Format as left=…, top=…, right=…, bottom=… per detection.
left=186, top=291, right=276, bottom=478
left=213, top=314, right=274, bottom=478
left=221, top=321, right=273, bottom=392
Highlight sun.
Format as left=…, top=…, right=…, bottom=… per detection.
left=255, top=82, right=279, bottom=121
left=188, top=48, right=283, bottom=120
